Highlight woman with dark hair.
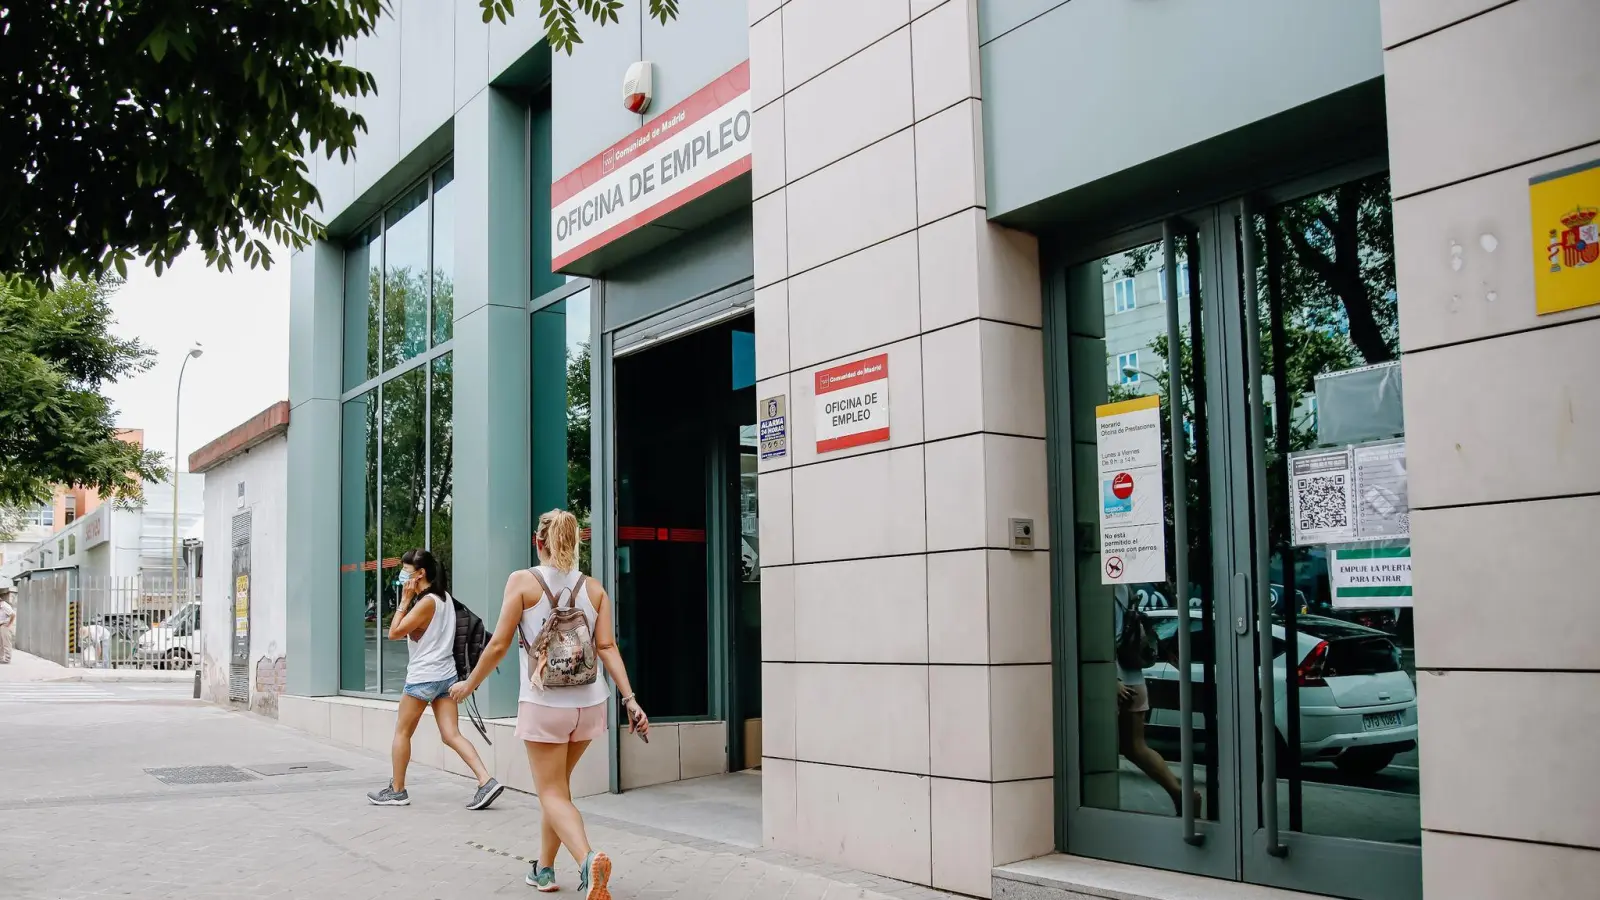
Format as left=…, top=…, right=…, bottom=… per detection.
left=366, top=548, right=503, bottom=811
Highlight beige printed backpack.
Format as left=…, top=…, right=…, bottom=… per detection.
left=519, top=569, right=599, bottom=690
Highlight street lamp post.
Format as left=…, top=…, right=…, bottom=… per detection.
left=172, top=344, right=204, bottom=613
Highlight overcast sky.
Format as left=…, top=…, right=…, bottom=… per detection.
left=103, top=245, right=292, bottom=472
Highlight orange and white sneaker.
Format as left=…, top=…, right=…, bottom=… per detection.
left=579, top=850, right=611, bottom=900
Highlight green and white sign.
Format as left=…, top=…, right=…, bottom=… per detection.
left=1328, top=545, right=1412, bottom=608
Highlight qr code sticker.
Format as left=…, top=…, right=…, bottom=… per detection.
left=1296, top=474, right=1350, bottom=531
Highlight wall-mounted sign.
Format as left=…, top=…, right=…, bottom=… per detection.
left=814, top=354, right=889, bottom=453
left=81, top=507, right=108, bottom=551
left=1530, top=158, right=1600, bottom=316
left=551, top=61, right=751, bottom=271
left=1096, top=395, right=1166, bottom=584
left=759, top=394, right=787, bottom=460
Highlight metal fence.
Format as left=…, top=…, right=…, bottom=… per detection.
left=16, top=572, right=200, bottom=669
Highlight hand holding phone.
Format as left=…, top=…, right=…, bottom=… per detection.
left=624, top=695, right=649, bottom=743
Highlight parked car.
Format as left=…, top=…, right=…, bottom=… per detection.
left=135, top=602, right=202, bottom=669
left=1141, top=609, right=1417, bottom=776
left=98, top=615, right=151, bottom=667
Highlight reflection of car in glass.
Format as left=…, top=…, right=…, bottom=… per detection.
left=1141, top=609, right=1417, bottom=776
left=136, top=602, right=202, bottom=669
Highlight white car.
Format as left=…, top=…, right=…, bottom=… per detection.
left=136, top=602, right=202, bottom=669
left=1141, top=609, right=1417, bottom=776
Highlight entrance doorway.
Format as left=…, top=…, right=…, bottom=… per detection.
left=1052, top=169, right=1418, bottom=899
left=612, top=313, right=761, bottom=773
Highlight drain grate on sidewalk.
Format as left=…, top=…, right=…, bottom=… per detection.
left=144, top=765, right=259, bottom=786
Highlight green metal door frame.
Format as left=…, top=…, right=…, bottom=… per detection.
left=1044, top=158, right=1420, bottom=900
left=1045, top=212, right=1243, bottom=881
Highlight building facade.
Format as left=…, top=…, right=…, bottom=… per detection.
left=282, top=2, right=1600, bottom=898
left=191, top=402, right=291, bottom=716
left=3, top=473, right=204, bottom=589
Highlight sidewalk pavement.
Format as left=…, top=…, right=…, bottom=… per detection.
left=0, top=648, right=197, bottom=684
left=0, top=686, right=961, bottom=900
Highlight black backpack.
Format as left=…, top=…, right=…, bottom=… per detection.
left=449, top=596, right=492, bottom=743
left=451, top=596, right=488, bottom=682
left=1115, top=595, right=1159, bottom=671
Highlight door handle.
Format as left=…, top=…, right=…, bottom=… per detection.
left=1162, top=222, right=1203, bottom=847
left=1240, top=199, right=1288, bottom=859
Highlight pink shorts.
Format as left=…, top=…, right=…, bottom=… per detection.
left=515, top=701, right=608, bottom=744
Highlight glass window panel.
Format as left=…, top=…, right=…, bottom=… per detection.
left=381, top=182, right=430, bottom=371
left=379, top=367, right=427, bottom=694
left=431, top=165, right=455, bottom=345
left=344, top=223, right=381, bottom=389
left=531, top=291, right=592, bottom=573
left=1251, top=172, right=1414, bottom=845
left=1072, top=236, right=1217, bottom=820
left=429, top=353, right=453, bottom=576
left=340, top=392, right=379, bottom=692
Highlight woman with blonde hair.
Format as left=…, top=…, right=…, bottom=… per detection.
left=451, top=509, right=647, bottom=898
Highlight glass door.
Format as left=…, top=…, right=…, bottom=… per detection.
left=1058, top=210, right=1241, bottom=879
left=1055, top=168, right=1419, bottom=900
left=1232, top=172, right=1420, bottom=899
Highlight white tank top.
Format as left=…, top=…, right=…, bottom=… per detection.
left=519, top=566, right=610, bottom=709
left=405, top=592, right=458, bottom=684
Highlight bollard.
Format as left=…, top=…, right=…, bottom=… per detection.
left=193, top=668, right=201, bottom=699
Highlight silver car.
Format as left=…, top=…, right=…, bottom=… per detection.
left=1141, top=609, right=1418, bottom=776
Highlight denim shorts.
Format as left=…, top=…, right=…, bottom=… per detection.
left=402, top=676, right=458, bottom=702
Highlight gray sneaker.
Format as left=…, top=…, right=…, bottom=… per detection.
left=366, top=782, right=410, bottom=806
left=467, top=777, right=504, bottom=810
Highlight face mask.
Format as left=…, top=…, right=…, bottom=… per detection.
left=395, top=571, right=412, bottom=588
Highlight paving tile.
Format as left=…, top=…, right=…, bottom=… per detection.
left=0, top=695, right=961, bottom=900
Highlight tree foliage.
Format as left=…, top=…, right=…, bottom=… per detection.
left=0, top=506, right=28, bottom=543
left=0, top=1, right=383, bottom=281
left=481, top=0, right=681, bottom=55
left=2, top=2, right=681, bottom=283
left=0, top=276, right=166, bottom=507
left=566, top=338, right=592, bottom=573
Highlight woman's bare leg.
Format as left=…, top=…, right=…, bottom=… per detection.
left=392, top=694, right=428, bottom=792
left=1118, top=709, right=1183, bottom=800
left=539, top=739, right=592, bottom=869
left=431, top=695, right=491, bottom=786
left=527, top=741, right=592, bottom=866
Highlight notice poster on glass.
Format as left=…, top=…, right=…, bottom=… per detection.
left=1328, top=544, right=1413, bottom=609
left=1096, top=395, right=1166, bottom=585
left=1289, top=448, right=1357, bottom=546
left=1291, top=439, right=1411, bottom=547
left=1352, top=440, right=1409, bottom=540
